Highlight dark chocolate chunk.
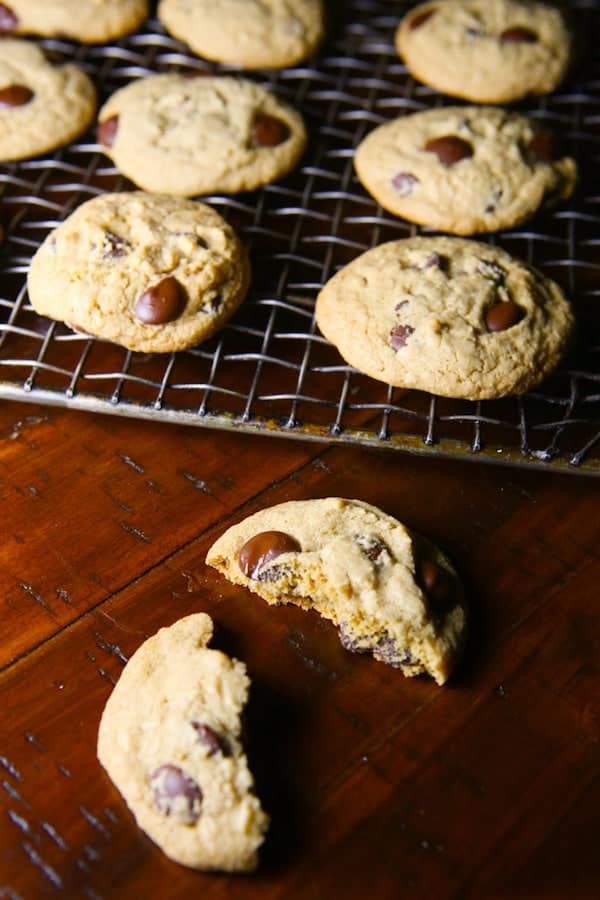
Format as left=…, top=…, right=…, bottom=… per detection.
left=0, top=85, right=34, bottom=108
left=252, top=114, right=290, bottom=148
left=150, top=764, right=202, bottom=824
left=485, top=300, right=524, bottom=332
left=392, top=172, right=419, bottom=196
left=417, top=558, right=455, bottom=614
left=134, top=276, right=186, bottom=325
left=529, top=130, right=555, bottom=163
left=238, top=531, right=301, bottom=579
left=0, top=3, right=17, bottom=31
left=500, top=27, right=538, bottom=43
left=191, top=722, right=231, bottom=757
left=424, top=136, right=473, bottom=166
left=390, top=323, right=415, bottom=350
left=97, top=115, right=119, bottom=149
left=409, top=8, right=436, bottom=30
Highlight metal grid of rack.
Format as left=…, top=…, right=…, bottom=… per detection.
left=1, top=1, right=599, bottom=473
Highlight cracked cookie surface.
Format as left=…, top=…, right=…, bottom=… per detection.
left=0, top=39, right=96, bottom=161
left=97, top=613, right=269, bottom=871
left=0, top=0, right=149, bottom=42
left=206, top=498, right=468, bottom=686
left=354, top=106, right=576, bottom=236
left=97, top=74, right=307, bottom=196
left=158, top=0, right=325, bottom=69
left=28, top=192, right=250, bottom=353
left=315, top=237, right=574, bottom=400
left=396, top=0, right=572, bottom=103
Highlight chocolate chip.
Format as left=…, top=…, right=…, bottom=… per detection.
left=409, top=8, right=436, bottom=30
left=0, top=3, right=17, bottom=31
left=238, top=531, right=301, bottom=579
left=355, top=535, right=389, bottom=562
left=252, top=114, right=290, bottom=148
left=500, top=27, right=538, bottom=43
left=485, top=300, right=524, bottom=332
left=134, top=276, right=186, bottom=325
left=529, top=130, right=555, bottom=163
left=424, top=136, right=473, bottom=166
left=102, top=232, right=129, bottom=259
left=150, top=765, right=202, bottom=824
left=417, top=558, right=455, bottom=615
left=97, top=115, right=119, bottom=148
left=390, top=324, right=415, bottom=350
left=0, top=85, right=34, bottom=108
left=191, top=723, right=231, bottom=757
left=391, top=172, right=419, bottom=197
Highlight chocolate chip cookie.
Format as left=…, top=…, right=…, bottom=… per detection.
left=158, top=0, right=325, bottom=69
left=0, top=0, right=149, bottom=43
left=97, top=74, right=307, bottom=196
left=27, top=192, right=250, bottom=353
left=354, top=106, right=576, bottom=235
left=206, top=498, right=468, bottom=686
left=315, top=237, right=575, bottom=400
left=396, top=0, right=572, bottom=103
left=97, top=613, right=269, bottom=871
left=0, top=39, right=96, bottom=161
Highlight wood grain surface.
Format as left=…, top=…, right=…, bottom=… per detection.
left=1, top=400, right=599, bottom=899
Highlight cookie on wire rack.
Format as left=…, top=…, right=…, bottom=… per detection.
left=315, top=237, right=575, bottom=401
left=0, top=0, right=149, bottom=43
left=27, top=192, right=251, bottom=354
left=395, top=0, right=573, bottom=104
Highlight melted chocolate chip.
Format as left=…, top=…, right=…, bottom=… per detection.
left=529, top=130, right=555, bottom=163
left=409, top=8, right=436, bottom=30
left=238, top=531, right=301, bottom=579
left=500, top=26, right=538, bottom=43
left=97, top=115, right=119, bottom=148
left=102, top=232, right=129, bottom=259
left=192, top=723, right=231, bottom=757
left=150, top=765, right=202, bottom=824
left=424, top=136, right=473, bottom=166
left=252, top=115, right=290, bottom=148
left=0, top=3, right=17, bottom=31
left=134, top=276, right=186, bottom=325
left=0, top=85, right=34, bottom=108
left=390, top=324, right=415, bottom=350
left=391, top=172, right=419, bottom=196
left=485, top=300, right=524, bottom=332
left=417, top=558, right=455, bottom=615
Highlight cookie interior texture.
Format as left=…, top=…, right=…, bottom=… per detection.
left=315, top=237, right=575, bottom=400
left=0, top=39, right=97, bottom=162
left=96, top=74, right=307, bottom=196
left=206, top=498, right=468, bottom=686
left=354, top=106, right=577, bottom=235
left=97, top=613, right=269, bottom=871
left=27, top=192, right=251, bottom=354
left=157, top=0, right=325, bottom=69
left=396, top=0, right=572, bottom=103
left=0, top=0, right=150, bottom=43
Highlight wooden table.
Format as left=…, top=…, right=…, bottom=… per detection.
left=1, top=399, right=598, bottom=899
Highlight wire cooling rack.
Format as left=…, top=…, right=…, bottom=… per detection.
left=1, top=1, right=600, bottom=474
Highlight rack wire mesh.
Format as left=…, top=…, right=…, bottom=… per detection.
left=1, top=0, right=600, bottom=474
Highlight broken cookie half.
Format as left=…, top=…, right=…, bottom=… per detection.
left=97, top=613, right=269, bottom=871
left=206, top=498, right=468, bottom=686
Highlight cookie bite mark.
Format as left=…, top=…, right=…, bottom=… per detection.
left=424, top=136, right=473, bottom=166
left=135, top=277, right=186, bottom=326
left=238, top=531, right=301, bottom=579
left=150, top=764, right=203, bottom=825
left=485, top=300, right=524, bottom=333
left=97, top=115, right=119, bottom=148
left=0, top=3, right=17, bottom=31
left=252, top=114, right=290, bottom=148
left=500, top=27, right=538, bottom=44
left=0, top=85, right=34, bottom=107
